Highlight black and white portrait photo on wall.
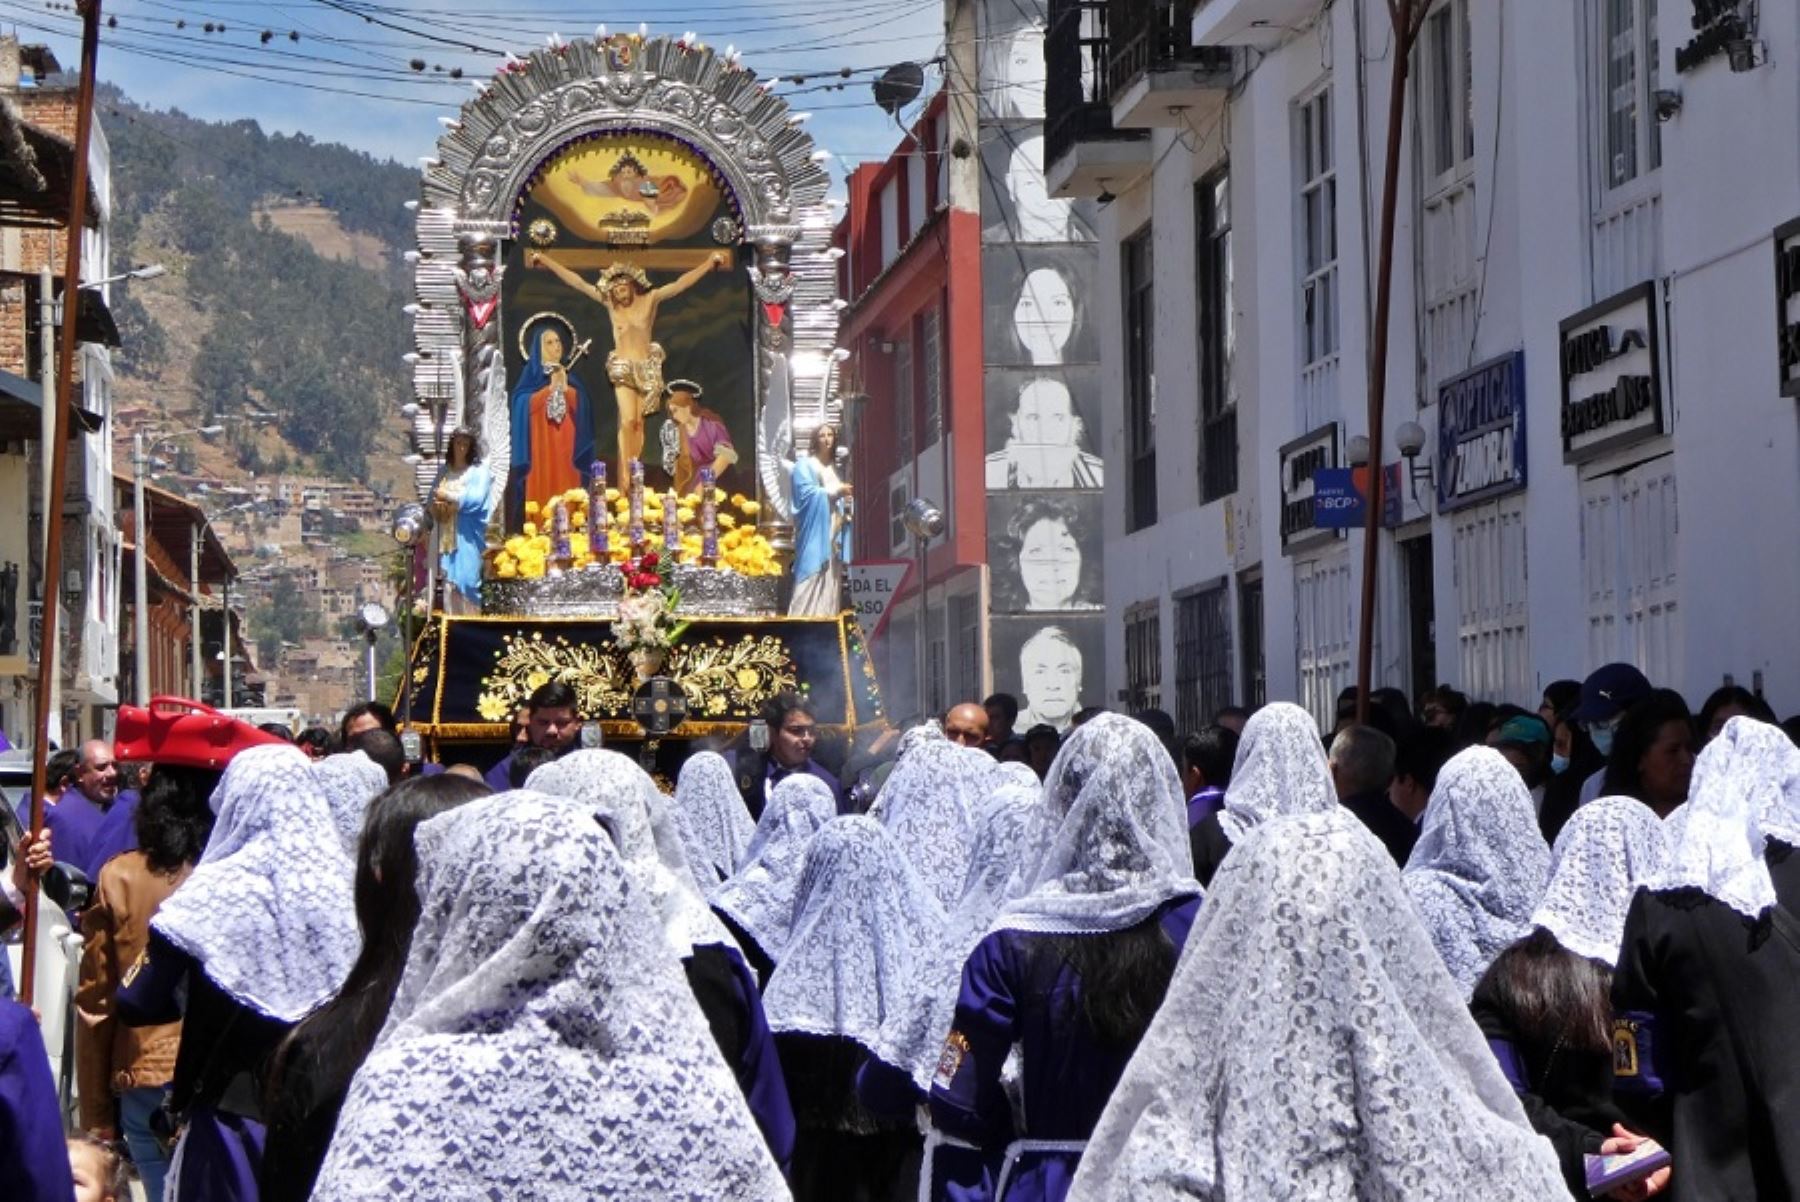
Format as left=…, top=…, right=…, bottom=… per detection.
left=983, top=247, right=1096, bottom=368
left=987, top=491, right=1104, bottom=613
left=990, top=615, right=1104, bottom=734
left=984, top=366, right=1104, bottom=489
left=978, top=16, right=1045, bottom=121
left=980, top=125, right=1095, bottom=244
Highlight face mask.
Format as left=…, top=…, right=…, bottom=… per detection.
left=1550, top=753, right=1571, bottom=776
left=1590, top=725, right=1616, bottom=758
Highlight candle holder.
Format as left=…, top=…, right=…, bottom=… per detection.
left=628, top=459, right=646, bottom=551
left=698, top=468, right=720, bottom=567
left=587, top=461, right=608, bottom=564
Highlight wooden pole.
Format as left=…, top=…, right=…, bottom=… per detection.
left=1354, top=1, right=1426, bottom=727
left=21, top=0, right=103, bottom=1008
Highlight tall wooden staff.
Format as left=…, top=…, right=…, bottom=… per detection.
left=1354, top=0, right=1431, bottom=726
left=20, top=0, right=103, bottom=1007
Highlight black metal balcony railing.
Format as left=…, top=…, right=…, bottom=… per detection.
left=1106, top=0, right=1235, bottom=102
left=1045, top=0, right=1147, bottom=170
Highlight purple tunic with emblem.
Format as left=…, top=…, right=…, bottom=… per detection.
left=928, top=895, right=1201, bottom=1202
left=0, top=999, right=76, bottom=1202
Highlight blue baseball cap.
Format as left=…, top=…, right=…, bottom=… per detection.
left=1569, top=663, right=1652, bottom=724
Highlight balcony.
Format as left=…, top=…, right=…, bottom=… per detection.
left=1044, top=0, right=1151, bottom=201
left=1191, top=0, right=1321, bottom=47
left=1108, top=0, right=1235, bottom=131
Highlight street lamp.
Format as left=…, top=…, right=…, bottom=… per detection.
left=129, top=423, right=222, bottom=706
left=901, top=496, right=944, bottom=722
left=191, top=500, right=252, bottom=707
left=83, top=263, right=167, bottom=289
left=356, top=602, right=390, bottom=703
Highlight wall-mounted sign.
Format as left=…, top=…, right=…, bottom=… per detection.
left=1311, top=468, right=1363, bottom=528
left=1675, top=0, right=1750, bottom=74
left=1437, top=350, right=1528, bottom=512
left=1559, top=282, right=1664, bottom=464
left=1278, top=424, right=1339, bottom=554
left=847, top=560, right=914, bottom=641
left=1777, top=217, right=1800, bottom=398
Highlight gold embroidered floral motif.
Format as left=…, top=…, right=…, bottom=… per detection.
left=475, top=632, right=795, bottom=722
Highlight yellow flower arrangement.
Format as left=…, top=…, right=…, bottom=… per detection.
left=494, top=487, right=782, bottom=581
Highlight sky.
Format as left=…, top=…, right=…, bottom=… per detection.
left=5, top=0, right=945, bottom=173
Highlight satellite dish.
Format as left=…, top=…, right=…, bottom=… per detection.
left=872, top=62, right=925, bottom=116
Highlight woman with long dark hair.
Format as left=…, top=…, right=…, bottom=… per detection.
left=75, top=766, right=219, bottom=1202
left=1601, top=691, right=1696, bottom=818
left=1470, top=797, right=1672, bottom=1196
left=929, top=714, right=1201, bottom=1201
left=259, top=773, right=489, bottom=1202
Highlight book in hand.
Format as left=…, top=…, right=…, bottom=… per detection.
left=1585, top=1141, right=1670, bottom=1196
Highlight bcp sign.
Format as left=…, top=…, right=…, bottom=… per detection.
left=846, top=560, right=914, bottom=641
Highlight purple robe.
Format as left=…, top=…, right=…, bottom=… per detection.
left=1185, top=786, right=1226, bottom=830
left=0, top=999, right=76, bottom=1202
left=85, top=788, right=142, bottom=877
left=42, top=789, right=109, bottom=880
left=928, top=896, right=1201, bottom=1202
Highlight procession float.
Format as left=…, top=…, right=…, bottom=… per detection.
left=392, top=30, right=882, bottom=765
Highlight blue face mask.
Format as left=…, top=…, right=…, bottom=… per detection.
left=1550, top=753, right=1571, bottom=775
left=1590, top=724, right=1617, bottom=758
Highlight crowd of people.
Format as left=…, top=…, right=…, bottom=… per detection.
left=0, top=660, right=1796, bottom=1201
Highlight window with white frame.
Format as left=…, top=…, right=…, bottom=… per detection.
left=1296, top=88, right=1338, bottom=368
left=1421, top=0, right=1474, bottom=188
left=1175, top=584, right=1233, bottom=736
left=893, top=335, right=914, bottom=463
left=1416, top=0, right=1479, bottom=390
left=1598, top=0, right=1661, bottom=193
left=921, top=307, right=943, bottom=445
left=1452, top=494, right=1531, bottom=704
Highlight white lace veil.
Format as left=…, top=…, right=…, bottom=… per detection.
left=309, top=791, right=789, bottom=1201
left=872, top=779, right=1048, bottom=1087
left=1067, top=809, right=1566, bottom=1202
left=994, top=713, right=1200, bottom=936
left=708, top=773, right=837, bottom=958
left=672, top=750, right=755, bottom=885
left=1646, top=716, right=1800, bottom=918
left=1531, top=796, right=1670, bottom=967
left=151, top=744, right=359, bottom=1023
left=763, top=816, right=947, bottom=1051
left=526, top=750, right=736, bottom=957
left=872, top=738, right=1005, bottom=907
left=1402, top=746, right=1551, bottom=996
left=312, top=751, right=390, bottom=857
left=1216, top=702, right=1336, bottom=844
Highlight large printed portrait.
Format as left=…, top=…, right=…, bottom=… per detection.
left=979, top=1, right=1047, bottom=122
left=980, top=125, right=1095, bottom=245
left=987, top=491, right=1104, bottom=613
left=501, top=133, right=753, bottom=529
left=983, top=365, right=1104, bottom=490
left=990, top=614, right=1104, bottom=733
left=982, top=247, right=1098, bottom=368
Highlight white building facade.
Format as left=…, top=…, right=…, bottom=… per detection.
left=1048, top=0, right=1800, bottom=730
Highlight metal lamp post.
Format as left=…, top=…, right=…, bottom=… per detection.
left=389, top=502, right=431, bottom=757
left=901, top=496, right=944, bottom=723
left=357, top=602, right=391, bottom=703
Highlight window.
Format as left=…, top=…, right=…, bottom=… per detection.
left=1294, top=551, right=1353, bottom=732
left=1195, top=166, right=1237, bottom=502
left=1124, top=602, right=1161, bottom=712
left=1239, top=575, right=1266, bottom=708
left=1175, top=584, right=1232, bottom=736
left=1599, top=0, right=1662, bottom=192
left=893, top=336, right=914, bottom=464
left=1296, top=88, right=1338, bottom=367
left=951, top=592, right=981, bottom=702
left=1421, top=0, right=1474, bottom=186
left=921, top=307, right=943, bottom=445
left=1123, top=225, right=1157, bottom=531
left=889, top=477, right=910, bottom=554
left=1580, top=456, right=1679, bottom=684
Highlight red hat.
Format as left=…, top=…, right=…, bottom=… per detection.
left=114, top=697, right=286, bottom=771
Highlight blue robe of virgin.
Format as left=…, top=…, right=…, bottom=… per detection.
left=435, top=459, right=492, bottom=605
left=791, top=454, right=848, bottom=586
left=508, top=325, right=596, bottom=529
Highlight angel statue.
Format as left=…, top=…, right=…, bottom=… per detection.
left=527, top=249, right=729, bottom=484
left=788, top=423, right=852, bottom=617
left=432, top=427, right=493, bottom=614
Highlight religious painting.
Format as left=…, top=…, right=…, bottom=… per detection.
left=989, top=614, right=1105, bottom=734
left=980, top=125, right=1095, bottom=245
left=502, top=133, right=755, bottom=530
left=983, top=365, right=1104, bottom=489
left=987, top=490, right=1104, bottom=613
left=982, top=247, right=1098, bottom=368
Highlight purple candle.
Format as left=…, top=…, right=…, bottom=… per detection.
left=587, top=461, right=607, bottom=556
left=662, top=488, right=681, bottom=556
left=628, top=459, right=645, bottom=550
left=550, top=500, right=571, bottom=569
left=698, top=467, right=719, bottom=566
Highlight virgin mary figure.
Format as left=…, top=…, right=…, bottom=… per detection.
left=432, top=427, right=492, bottom=614
left=788, top=424, right=851, bottom=617
left=509, top=320, right=595, bottom=530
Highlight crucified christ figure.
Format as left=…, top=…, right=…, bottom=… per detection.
left=527, top=249, right=728, bottom=481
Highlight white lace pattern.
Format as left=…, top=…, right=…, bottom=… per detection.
left=1215, top=702, right=1337, bottom=844
left=994, top=713, right=1200, bottom=936
left=151, top=744, right=359, bottom=1023
left=672, top=750, right=756, bottom=885
left=708, top=773, right=837, bottom=959
left=1402, top=746, right=1551, bottom=996
left=311, top=751, right=390, bottom=857
left=1647, top=716, right=1800, bottom=918
left=1067, top=809, right=1566, bottom=1202
left=872, top=739, right=1006, bottom=907
left=310, top=792, right=789, bottom=1200
left=763, top=816, right=946, bottom=1052
left=1531, top=795, right=1670, bottom=966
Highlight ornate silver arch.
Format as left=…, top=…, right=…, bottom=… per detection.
left=404, top=33, right=844, bottom=547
